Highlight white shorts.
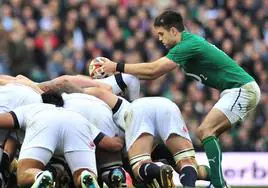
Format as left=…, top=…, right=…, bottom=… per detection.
left=19, top=148, right=97, bottom=175
left=19, top=110, right=96, bottom=162
left=214, top=81, right=261, bottom=124
left=124, top=97, right=191, bottom=151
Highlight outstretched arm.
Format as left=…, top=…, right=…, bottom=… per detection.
left=97, top=57, right=177, bottom=80
left=0, top=75, right=43, bottom=93
left=53, top=75, right=113, bottom=91
left=0, top=75, right=16, bottom=81
left=38, top=79, right=84, bottom=94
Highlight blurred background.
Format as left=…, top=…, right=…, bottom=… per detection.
left=0, top=0, right=267, bottom=153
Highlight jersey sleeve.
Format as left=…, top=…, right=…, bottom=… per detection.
left=11, top=106, right=27, bottom=129
left=166, top=41, right=199, bottom=66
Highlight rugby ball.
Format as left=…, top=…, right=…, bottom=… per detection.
left=89, top=57, right=108, bottom=79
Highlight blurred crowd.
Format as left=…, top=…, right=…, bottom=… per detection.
left=0, top=0, right=267, bottom=152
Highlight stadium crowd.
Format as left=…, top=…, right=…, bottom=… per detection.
left=0, top=0, right=267, bottom=152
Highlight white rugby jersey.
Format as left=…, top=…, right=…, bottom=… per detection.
left=62, top=93, right=123, bottom=136
left=62, top=93, right=111, bottom=123
left=0, top=83, right=42, bottom=113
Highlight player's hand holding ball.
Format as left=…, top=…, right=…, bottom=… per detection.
left=89, top=57, right=118, bottom=78
left=88, top=57, right=109, bottom=79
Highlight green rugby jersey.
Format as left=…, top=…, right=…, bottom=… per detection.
left=166, top=31, right=254, bottom=91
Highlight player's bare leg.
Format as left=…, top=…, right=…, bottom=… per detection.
left=96, top=149, right=129, bottom=188
left=128, top=133, right=174, bottom=188
left=17, top=158, right=54, bottom=187
left=0, top=130, right=11, bottom=187
left=197, top=108, right=231, bottom=188
left=0, top=136, right=19, bottom=186
left=4, top=137, right=18, bottom=163
left=166, top=134, right=210, bottom=187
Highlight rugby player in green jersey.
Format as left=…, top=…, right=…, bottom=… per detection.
left=96, top=11, right=261, bottom=188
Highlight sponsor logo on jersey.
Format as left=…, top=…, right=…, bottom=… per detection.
left=88, top=141, right=95, bottom=149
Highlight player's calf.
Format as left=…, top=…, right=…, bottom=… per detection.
left=173, top=149, right=198, bottom=187
left=129, top=154, right=174, bottom=188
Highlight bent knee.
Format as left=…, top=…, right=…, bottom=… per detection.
left=196, top=126, right=215, bottom=140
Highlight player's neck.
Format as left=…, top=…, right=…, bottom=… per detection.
left=175, top=32, right=182, bottom=43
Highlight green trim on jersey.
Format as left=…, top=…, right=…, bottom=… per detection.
left=166, top=31, right=254, bottom=91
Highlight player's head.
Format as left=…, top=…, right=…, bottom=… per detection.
left=154, top=10, right=184, bottom=49
left=41, top=90, right=64, bottom=107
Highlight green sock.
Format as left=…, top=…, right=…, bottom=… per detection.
left=202, top=136, right=225, bottom=188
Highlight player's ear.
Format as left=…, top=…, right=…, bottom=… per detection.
left=170, top=27, right=178, bottom=35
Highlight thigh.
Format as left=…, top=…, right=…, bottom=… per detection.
left=198, top=108, right=231, bottom=139
left=156, top=102, right=191, bottom=142
left=214, top=84, right=260, bottom=125
left=62, top=120, right=95, bottom=153
left=125, top=108, right=156, bottom=151
left=22, top=125, right=58, bottom=153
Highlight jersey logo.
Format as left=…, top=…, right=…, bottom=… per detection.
left=88, top=141, right=95, bottom=149
left=181, top=68, right=207, bottom=83
left=183, top=126, right=188, bottom=133
left=200, top=74, right=207, bottom=80
left=185, top=72, right=202, bottom=82
left=208, top=156, right=217, bottom=163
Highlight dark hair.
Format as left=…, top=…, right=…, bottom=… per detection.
left=154, top=10, right=184, bottom=31
left=41, top=91, right=64, bottom=107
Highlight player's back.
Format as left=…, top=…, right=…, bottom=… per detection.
left=0, top=83, right=42, bottom=112
left=62, top=93, right=120, bottom=136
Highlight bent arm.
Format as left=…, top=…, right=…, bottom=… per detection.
left=83, top=87, right=118, bottom=109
